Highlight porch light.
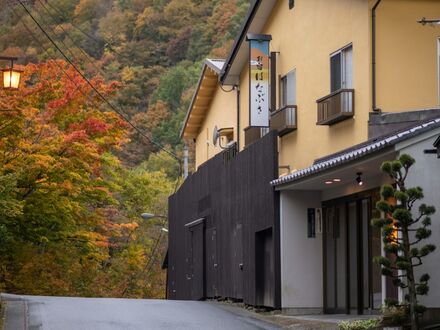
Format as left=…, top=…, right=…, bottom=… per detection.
left=1, top=56, right=22, bottom=90
left=356, top=172, right=363, bottom=186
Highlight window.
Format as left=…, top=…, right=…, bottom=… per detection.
left=280, top=69, right=296, bottom=107
left=330, top=45, right=353, bottom=93
left=289, top=0, right=295, bottom=9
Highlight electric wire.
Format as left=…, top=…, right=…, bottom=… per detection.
left=16, top=17, right=172, bottom=297
left=10, top=6, right=99, bottom=108
left=43, top=0, right=128, bottom=61
left=11, top=2, right=183, bottom=195
left=34, top=0, right=105, bottom=77
left=32, top=0, right=167, bottom=153
left=16, top=0, right=181, bottom=168
left=13, top=1, right=182, bottom=290
left=220, top=84, right=235, bottom=93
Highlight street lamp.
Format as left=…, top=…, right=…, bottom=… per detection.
left=1, top=56, right=22, bottom=90
left=140, top=213, right=167, bottom=220
left=140, top=212, right=168, bottom=232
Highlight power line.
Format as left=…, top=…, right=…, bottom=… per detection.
left=31, top=0, right=164, bottom=148
left=6, top=2, right=181, bottom=298
left=43, top=0, right=127, bottom=60
left=16, top=0, right=181, bottom=167
left=10, top=2, right=184, bottom=194
left=34, top=0, right=105, bottom=77
left=10, top=6, right=99, bottom=108
left=9, top=3, right=102, bottom=103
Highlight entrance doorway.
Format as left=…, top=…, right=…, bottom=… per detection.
left=323, top=192, right=382, bottom=314
left=256, top=228, right=274, bottom=307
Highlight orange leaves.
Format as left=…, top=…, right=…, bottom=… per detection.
left=63, top=130, right=89, bottom=144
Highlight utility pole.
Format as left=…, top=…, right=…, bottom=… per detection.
left=183, top=146, right=189, bottom=179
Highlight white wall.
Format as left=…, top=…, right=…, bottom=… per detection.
left=280, top=190, right=323, bottom=312
left=398, top=132, right=440, bottom=308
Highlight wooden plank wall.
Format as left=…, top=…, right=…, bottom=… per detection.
left=167, top=131, right=280, bottom=308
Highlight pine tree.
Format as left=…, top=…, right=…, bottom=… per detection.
left=372, top=154, right=436, bottom=330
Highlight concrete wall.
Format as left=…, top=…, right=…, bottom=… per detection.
left=280, top=190, right=323, bottom=313
left=397, top=128, right=440, bottom=308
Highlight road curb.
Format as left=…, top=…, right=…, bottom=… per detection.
left=0, top=293, right=26, bottom=302
left=3, top=300, right=28, bottom=330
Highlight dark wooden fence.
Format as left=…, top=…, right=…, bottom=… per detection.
left=167, top=131, right=280, bottom=308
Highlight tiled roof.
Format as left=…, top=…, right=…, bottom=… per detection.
left=271, top=117, right=440, bottom=187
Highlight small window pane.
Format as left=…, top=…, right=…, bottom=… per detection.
left=342, top=46, right=353, bottom=88
left=280, top=70, right=296, bottom=107
left=281, top=76, right=287, bottom=107
left=331, top=52, right=342, bottom=92
left=286, top=70, right=296, bottom=105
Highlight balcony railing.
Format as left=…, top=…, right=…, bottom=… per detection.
left=316, top=89, right=354, bottom=125
left=244, top=126, right=270, bottom=148
left=270, top=105, right=297, bottom=137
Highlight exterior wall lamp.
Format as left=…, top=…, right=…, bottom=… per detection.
left=356, top=172, right=363, bottom=186
left=1, top=56, right=23, bottom=90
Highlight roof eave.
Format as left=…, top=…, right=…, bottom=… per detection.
left=180, top=64, right=208, bottom=140
left=220, top=0, right=262, bottom=85
left=204, top=59, right=224, bottom=75
left=272, top=118, right=440, bottom=188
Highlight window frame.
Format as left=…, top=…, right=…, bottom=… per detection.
left=279, top=68, right=297, bottom=108
left=330, top=43, right=353, bottom=93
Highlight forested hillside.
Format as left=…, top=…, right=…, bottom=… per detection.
left=0, top=0, right=249, bottom=297
left=1, top=0, right=249, bottom=164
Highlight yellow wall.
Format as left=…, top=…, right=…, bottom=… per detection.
left=240, top=0, right=371, bottom=171
left=195, top=84, right=237, bottom=168
left=192, top=0, right=440, bottom=174
left=376, top=0, right=440, bottom=112
left=238, top=0, right=440, bottom=173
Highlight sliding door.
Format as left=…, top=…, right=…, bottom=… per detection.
left=324, top=193, right=381, bottom=314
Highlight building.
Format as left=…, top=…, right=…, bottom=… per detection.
left=167, top=0, right=440, bottom=321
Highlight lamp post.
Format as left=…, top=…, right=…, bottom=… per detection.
left=140, top=212, right=169, bottom=299
left=1, top=56, right=22, bottom=90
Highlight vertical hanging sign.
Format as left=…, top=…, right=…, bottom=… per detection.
left=247, top=34, right=272, bottom=127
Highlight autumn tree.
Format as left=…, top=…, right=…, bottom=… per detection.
left=0, top=60, right=172, bottom=297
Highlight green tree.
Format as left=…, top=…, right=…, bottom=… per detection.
left=372, top=154, right=436, bottom=330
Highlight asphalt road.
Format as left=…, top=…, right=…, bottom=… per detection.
left=1, top=294, right=280, bottom=330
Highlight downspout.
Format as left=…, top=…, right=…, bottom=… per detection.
left=372, top=0, right=382, bottom=112
left=236, top=85, right=241, bottom=150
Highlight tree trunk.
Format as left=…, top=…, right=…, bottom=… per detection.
left=402, top=225, right=419, bottom=330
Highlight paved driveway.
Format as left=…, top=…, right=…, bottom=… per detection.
left=1, top=294, right=280, bottom=330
